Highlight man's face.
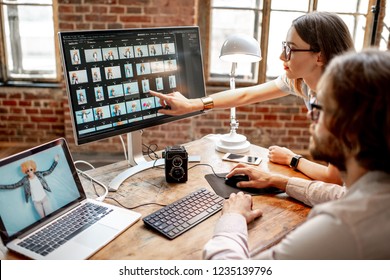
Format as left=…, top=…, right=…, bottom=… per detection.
left=309, top=86, right=347, bottom=171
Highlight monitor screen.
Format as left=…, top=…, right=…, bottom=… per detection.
left=58, top=26, right=205, bottom=145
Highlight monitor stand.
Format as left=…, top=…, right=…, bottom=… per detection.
left=108, top=131, right=200, bottom=191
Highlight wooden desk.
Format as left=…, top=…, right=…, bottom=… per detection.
left=1, top=135, right=310, bottom=260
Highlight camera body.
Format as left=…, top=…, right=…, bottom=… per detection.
left=164, top=145, right=188, bottom=183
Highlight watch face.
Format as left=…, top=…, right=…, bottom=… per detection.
left=290, top=156, right=301, bottom=168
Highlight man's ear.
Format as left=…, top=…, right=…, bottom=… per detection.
left=316, top=52, right=326, bottom=66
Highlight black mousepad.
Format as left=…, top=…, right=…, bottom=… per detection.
left=205, top=173, right=284, bottom=198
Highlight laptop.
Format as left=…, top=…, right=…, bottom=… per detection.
left=0, top=138, right=141, bottom=260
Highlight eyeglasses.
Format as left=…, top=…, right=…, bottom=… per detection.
left=309, top=103, right=323, bottom=122
left=26, top=168, right=34, bottom=174
left=282, top=41, right=317, bottom=61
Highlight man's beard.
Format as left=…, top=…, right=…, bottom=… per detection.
left=309, top=126, right=347, bottom=172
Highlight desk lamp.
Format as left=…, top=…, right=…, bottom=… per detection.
left=216, top=33, right=262, bottom=153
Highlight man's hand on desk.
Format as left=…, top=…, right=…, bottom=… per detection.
left=227, top=163, right=289, bottom=192
left=222, top=192, right=263, bottom=224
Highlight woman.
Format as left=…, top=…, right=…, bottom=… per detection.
left=0, top=155, right=59, bottom=218
left=151, top=11, right=355, bottom=185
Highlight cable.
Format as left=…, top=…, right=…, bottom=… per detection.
left=105, top=196, right=167, bottom=210
left=143, top=143, right=164, bottom=169
left=119, top=135, right=128, bottom=162
left=188, top=163, right=226, bottom=178
left=74, top=160, right=95, bottom=169
left=76, top=168, right=108, bottom=202
left=74, top=160, right=109, bottom=202
left=143, top=143, right=160, bottom=160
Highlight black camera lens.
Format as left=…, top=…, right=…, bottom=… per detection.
left=170, top=167, right=185, bottom=180
left=172, top=156, right=183, bottom=166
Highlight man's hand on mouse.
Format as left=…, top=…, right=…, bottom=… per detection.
left=222, top=192, right=263, bottom=224
left=227, top=163, right=288, bottom=192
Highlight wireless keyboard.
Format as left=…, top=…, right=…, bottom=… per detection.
left=143, top=188, right=224, bottom=239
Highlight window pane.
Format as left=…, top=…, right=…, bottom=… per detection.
left=379, top=4, right=390, bottom=50
left=210, top=8, right=259, bottom=82
left=338, top=14, right=366, bottom=50
left=317, top=0, right=369, bottom=14
left=2, top=3, right=56, bottom=80
left=212, top=0, right=261, bottom=9
left=271, top=0, right=309, bottom=11
left=267, top=11, right=305, bottom=78
left=3, top=0, right=52, bottom=4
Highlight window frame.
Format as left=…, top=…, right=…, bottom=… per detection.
left=198, top=0, right=382, bottom=88
left=0, top=0, right=60, bottom=86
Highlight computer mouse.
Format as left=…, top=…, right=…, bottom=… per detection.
left=224, top=174, right=249, bottom=188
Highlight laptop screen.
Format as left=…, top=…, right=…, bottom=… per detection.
left=0, top=138, right=85, bottom=243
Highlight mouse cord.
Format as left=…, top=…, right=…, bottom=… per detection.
left=188, top=163, right=226, bottom=178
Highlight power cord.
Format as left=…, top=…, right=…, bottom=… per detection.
left=105, top=196, right=167, bottom=210
left=74, top=160, right=108, bottom=202
left=119, top=134, right=128, bottom=162
left=189, top=163, right=226, bottom=178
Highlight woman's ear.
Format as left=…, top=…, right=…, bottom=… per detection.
left=316, top=52, right=326, bottom=66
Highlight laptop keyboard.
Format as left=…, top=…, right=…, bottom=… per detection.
left=18, top=202, right=113, bottom=257
left=143, top=188, right=224, bottom=239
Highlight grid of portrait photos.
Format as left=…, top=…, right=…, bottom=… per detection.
left=64, top=33, right=179, bottom=136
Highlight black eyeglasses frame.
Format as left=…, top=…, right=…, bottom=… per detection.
left=309, top=103, right=323, bottom=122
left=282, top=41, right=318, bottom=61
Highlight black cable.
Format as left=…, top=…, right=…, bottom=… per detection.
left=105, top=196, right=167, bottom=210
left=188, top=163, right=226, bottom=178
left=142, top=143, right=160, bottom=160
left=143, top=143, right=164, bottom=169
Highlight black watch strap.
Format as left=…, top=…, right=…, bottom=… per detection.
left=289, top=155, right=302, bottom=169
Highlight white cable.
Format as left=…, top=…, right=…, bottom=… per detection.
left=74, top=161, right=108, bottom=202
left=74, top=160, right=95, bottom=169
left=119, top=135, right=128, bottom=162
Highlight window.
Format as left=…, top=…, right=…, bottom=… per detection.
left=209, top=0, right=263, bottom=84
left=201, top=0, right=388, bottom=86
left=0, top=0, right=57, bottom=84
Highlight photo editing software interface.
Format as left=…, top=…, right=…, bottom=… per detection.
left=59, top=27, right=205, bottom=145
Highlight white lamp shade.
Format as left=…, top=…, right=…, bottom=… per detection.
left=219, top=33, right=262, bottom=63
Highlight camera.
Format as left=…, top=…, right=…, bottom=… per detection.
left=164, top=145, right=188, bottom=183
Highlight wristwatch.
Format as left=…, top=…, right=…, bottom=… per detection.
left=289, top=155, right=302, bottom=169
left=201, top=96, right=214, bottom=111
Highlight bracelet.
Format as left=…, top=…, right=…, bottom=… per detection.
left=201, top=96, right=214, bottom=111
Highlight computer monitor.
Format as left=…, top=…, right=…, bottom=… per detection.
left=58, top=26, right=206, bottom=190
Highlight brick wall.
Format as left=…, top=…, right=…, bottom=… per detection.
left=0, top=0, right=311, bottom=155
left=0, top=86, right=64, bottom=149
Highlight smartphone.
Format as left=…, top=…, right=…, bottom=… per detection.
left=222, top=153, right=262, bottom=165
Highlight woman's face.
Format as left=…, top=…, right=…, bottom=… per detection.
left=280, top=27, right=321, bottom=80
left=25, top=166, right=35, bottom=179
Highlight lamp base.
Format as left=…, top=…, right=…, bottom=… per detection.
left=215, top=132, right=251, bottom=154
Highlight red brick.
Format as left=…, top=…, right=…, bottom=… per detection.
left=3, top=100, right=17, bottom=106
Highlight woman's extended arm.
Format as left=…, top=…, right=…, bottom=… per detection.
left=150, top=79, right=288, bottom=115
left=0, top=177, right=26, bottom=190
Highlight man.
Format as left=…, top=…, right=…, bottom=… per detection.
left=203, top=49, right=390, bottom=259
